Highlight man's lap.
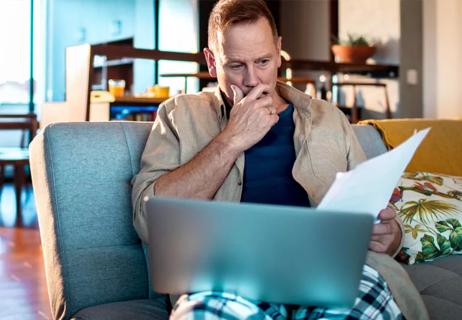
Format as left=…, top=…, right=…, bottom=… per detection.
left=170, top=265, right=403, bottom=320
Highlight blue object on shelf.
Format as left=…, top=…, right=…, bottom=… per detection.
left=110, top=105, right=158, bottom=121
left=111, top=105, right=158, bottom=113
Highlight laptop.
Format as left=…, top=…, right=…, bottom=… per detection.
left=144, top=197, right=373, bottom=308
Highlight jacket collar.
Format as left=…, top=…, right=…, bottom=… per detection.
left=275, top=81, right=312, bottom=119
left=213, top=86, right=228, bottom=125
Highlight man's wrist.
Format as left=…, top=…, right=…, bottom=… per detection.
left=214, top=130, right=243, bottom=158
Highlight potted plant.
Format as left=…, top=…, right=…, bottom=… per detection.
left=331, top=34, right=376, bottom=64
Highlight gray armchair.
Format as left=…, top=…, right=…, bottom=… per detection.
left=30, top=122, right=170, bottom=320
left=30, top=121, right=462, bottom=319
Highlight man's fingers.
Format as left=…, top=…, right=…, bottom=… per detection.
left=372, top=223, right=392, bottom=235
left=253, top=95, right=278, bottom=115
left=378, top=207, right=396, bottom=221
left=231, top=85, right=244, bottom=105
left=254, top=95, right=273, bottom=108
left=369, top=241, right=387, bottom=253
left=246, top=84, right=271, bottom=101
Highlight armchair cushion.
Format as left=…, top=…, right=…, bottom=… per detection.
left=72, top=298, right=169, bottom=320
left=391, top=172, right=462, bottom=264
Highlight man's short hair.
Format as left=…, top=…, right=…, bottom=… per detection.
left=208, top=0, right=278, bottom=51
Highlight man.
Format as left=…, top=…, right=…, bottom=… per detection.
left=132, top=0, right=412, bottom=318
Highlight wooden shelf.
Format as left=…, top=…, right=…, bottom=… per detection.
left=113, top=96, right=168, bottom=104
left=160, top=72, right=316, bottom=84
left=54, top=43, right=399, bottom=123
left=93, top=58, right=134, bottom=69
left=161, top=71, right=213, bottom=79
left=281, top=60, right=399, bottom=78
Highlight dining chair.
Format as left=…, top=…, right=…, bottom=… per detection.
left=332, top=82, right=392, bottom=123
left=0, top=113, right=38, bottom=225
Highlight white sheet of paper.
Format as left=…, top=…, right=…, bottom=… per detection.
left=317, top=128, right=431, bottom=219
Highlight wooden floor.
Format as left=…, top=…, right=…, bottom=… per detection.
left=0, top=183, right=51, bottom=320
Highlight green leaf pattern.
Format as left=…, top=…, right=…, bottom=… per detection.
left=394, top=172, right=462, bottom=264
left=449, top=227, right=462, bottom=251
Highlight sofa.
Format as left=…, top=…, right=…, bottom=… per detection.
left=30, top=121, right=462, bottom=319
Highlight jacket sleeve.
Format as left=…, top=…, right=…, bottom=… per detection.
left=338, top=110, right=367, bottom=170
left=339, top=111, right=404, bottom=256
left=131, top=101, right=180, bottom=243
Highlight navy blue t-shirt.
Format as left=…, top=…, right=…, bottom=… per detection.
left=240, top=104, right=310, bottom=207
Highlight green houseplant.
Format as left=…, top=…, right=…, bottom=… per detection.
left=331, top=34, right=376, bottom=64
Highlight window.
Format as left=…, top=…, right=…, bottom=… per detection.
left=158, top=0, right=199, bottom=94
left=0, top=0, right=31, bottom=107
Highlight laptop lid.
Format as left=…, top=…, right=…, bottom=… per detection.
left=145, top=197, right=373, bottom=308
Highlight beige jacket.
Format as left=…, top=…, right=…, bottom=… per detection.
left=131, top=82, right=428, bottom=319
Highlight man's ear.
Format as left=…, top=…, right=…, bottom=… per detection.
left=277, top=36, right=282, bottom=68
left=203, top=48, right=217, bottom=78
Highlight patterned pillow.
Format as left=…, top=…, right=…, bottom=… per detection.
left=390, top=172, right=462, bottom=264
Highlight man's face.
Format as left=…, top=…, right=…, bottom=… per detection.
left=204, top=17, right=282, bottom=104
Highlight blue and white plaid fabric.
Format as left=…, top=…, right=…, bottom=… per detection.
left=171, top=265, right=403, bottom=320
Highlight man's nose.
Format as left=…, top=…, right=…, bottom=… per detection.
left=243, top=66, right=259, bottom=88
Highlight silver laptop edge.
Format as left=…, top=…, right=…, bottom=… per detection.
left=145, top=196, right=373, bottom=308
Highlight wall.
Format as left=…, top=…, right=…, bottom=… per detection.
left=339, top=0, right=400, bottom=64
left=338, top=0, right=400, bottom=118
left=157, top=0, right=199, bottom=94
left=133, top=0, right=156, bottom=94
left=399, top=0, right=423, bottom=118
left=423, top=0, right=462, bottom=118
left=280, top=0, right=330, bottom=60
left=46, top=0, right=136, bottom=101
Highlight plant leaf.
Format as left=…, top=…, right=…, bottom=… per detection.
left=437, top=234, right=453, bottom=255
left=419, top=234, right=440, bottom=260
left=447, top=190, right=462, bottom=200
left=415, top=252, right=424, bottom=263
left=435, top=221, right=452, bottom=233
left=403, top=172, right=418, bottom=179
left=399, top=199, right=459, bottom=224
left=450, top=227, right=462, bottom=251
left=404, top=224, right=426, bottom=239
left=423, top=174, right=444, bottom=186
left=446, top=218, right=462, bottom=229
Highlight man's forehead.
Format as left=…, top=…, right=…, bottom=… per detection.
left=214, top=19, right=277, bottom=59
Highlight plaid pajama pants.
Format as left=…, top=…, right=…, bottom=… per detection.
left=170, top=265, right=403, bottom=320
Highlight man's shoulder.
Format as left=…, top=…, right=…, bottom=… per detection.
left=161, top=91, right=218, bottom=112
left=307, top=98, right=349, bottom=123
left=309, top=98, right=340, bottom=113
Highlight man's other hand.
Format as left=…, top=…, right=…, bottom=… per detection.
left=369, top=207, right=402, bottom=256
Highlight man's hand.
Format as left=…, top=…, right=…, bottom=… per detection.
left=369, top=207, right=402, bottom=256
left=219, top=84, right=279, bottom=153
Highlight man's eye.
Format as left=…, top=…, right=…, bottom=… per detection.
left=230, top=64, right=243, bottom=70
left=259, top=59, right=270, bottom=66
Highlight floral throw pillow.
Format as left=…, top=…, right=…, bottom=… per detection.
left=390, top=172, right=462, bottom=264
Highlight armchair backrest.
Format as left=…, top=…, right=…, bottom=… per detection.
left=30, top=122, right=157, bottom=319
left=352, top=124, right=388, bottom=159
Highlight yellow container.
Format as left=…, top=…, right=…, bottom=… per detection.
left=108, top=79, right=126, bottom=97
left=148, top=85, right=170, bottom=98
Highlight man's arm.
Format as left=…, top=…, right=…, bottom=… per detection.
left=153, top=133, right=239, bottom=199
left=154, top=84, right=279, bottom=199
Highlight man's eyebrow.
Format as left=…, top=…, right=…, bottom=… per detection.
left=223, top=54, right=273, bottom=65
left=222, top=60, right=245, bottom=68
left=255, top=54, right=272, bottom=61
left=222, top=57, right=244, bottom=64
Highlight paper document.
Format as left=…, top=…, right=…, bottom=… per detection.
left=317, top=128, right=431, bottom=219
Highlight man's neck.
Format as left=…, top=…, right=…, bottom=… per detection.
left=273, top=87, right=289, bottom=114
